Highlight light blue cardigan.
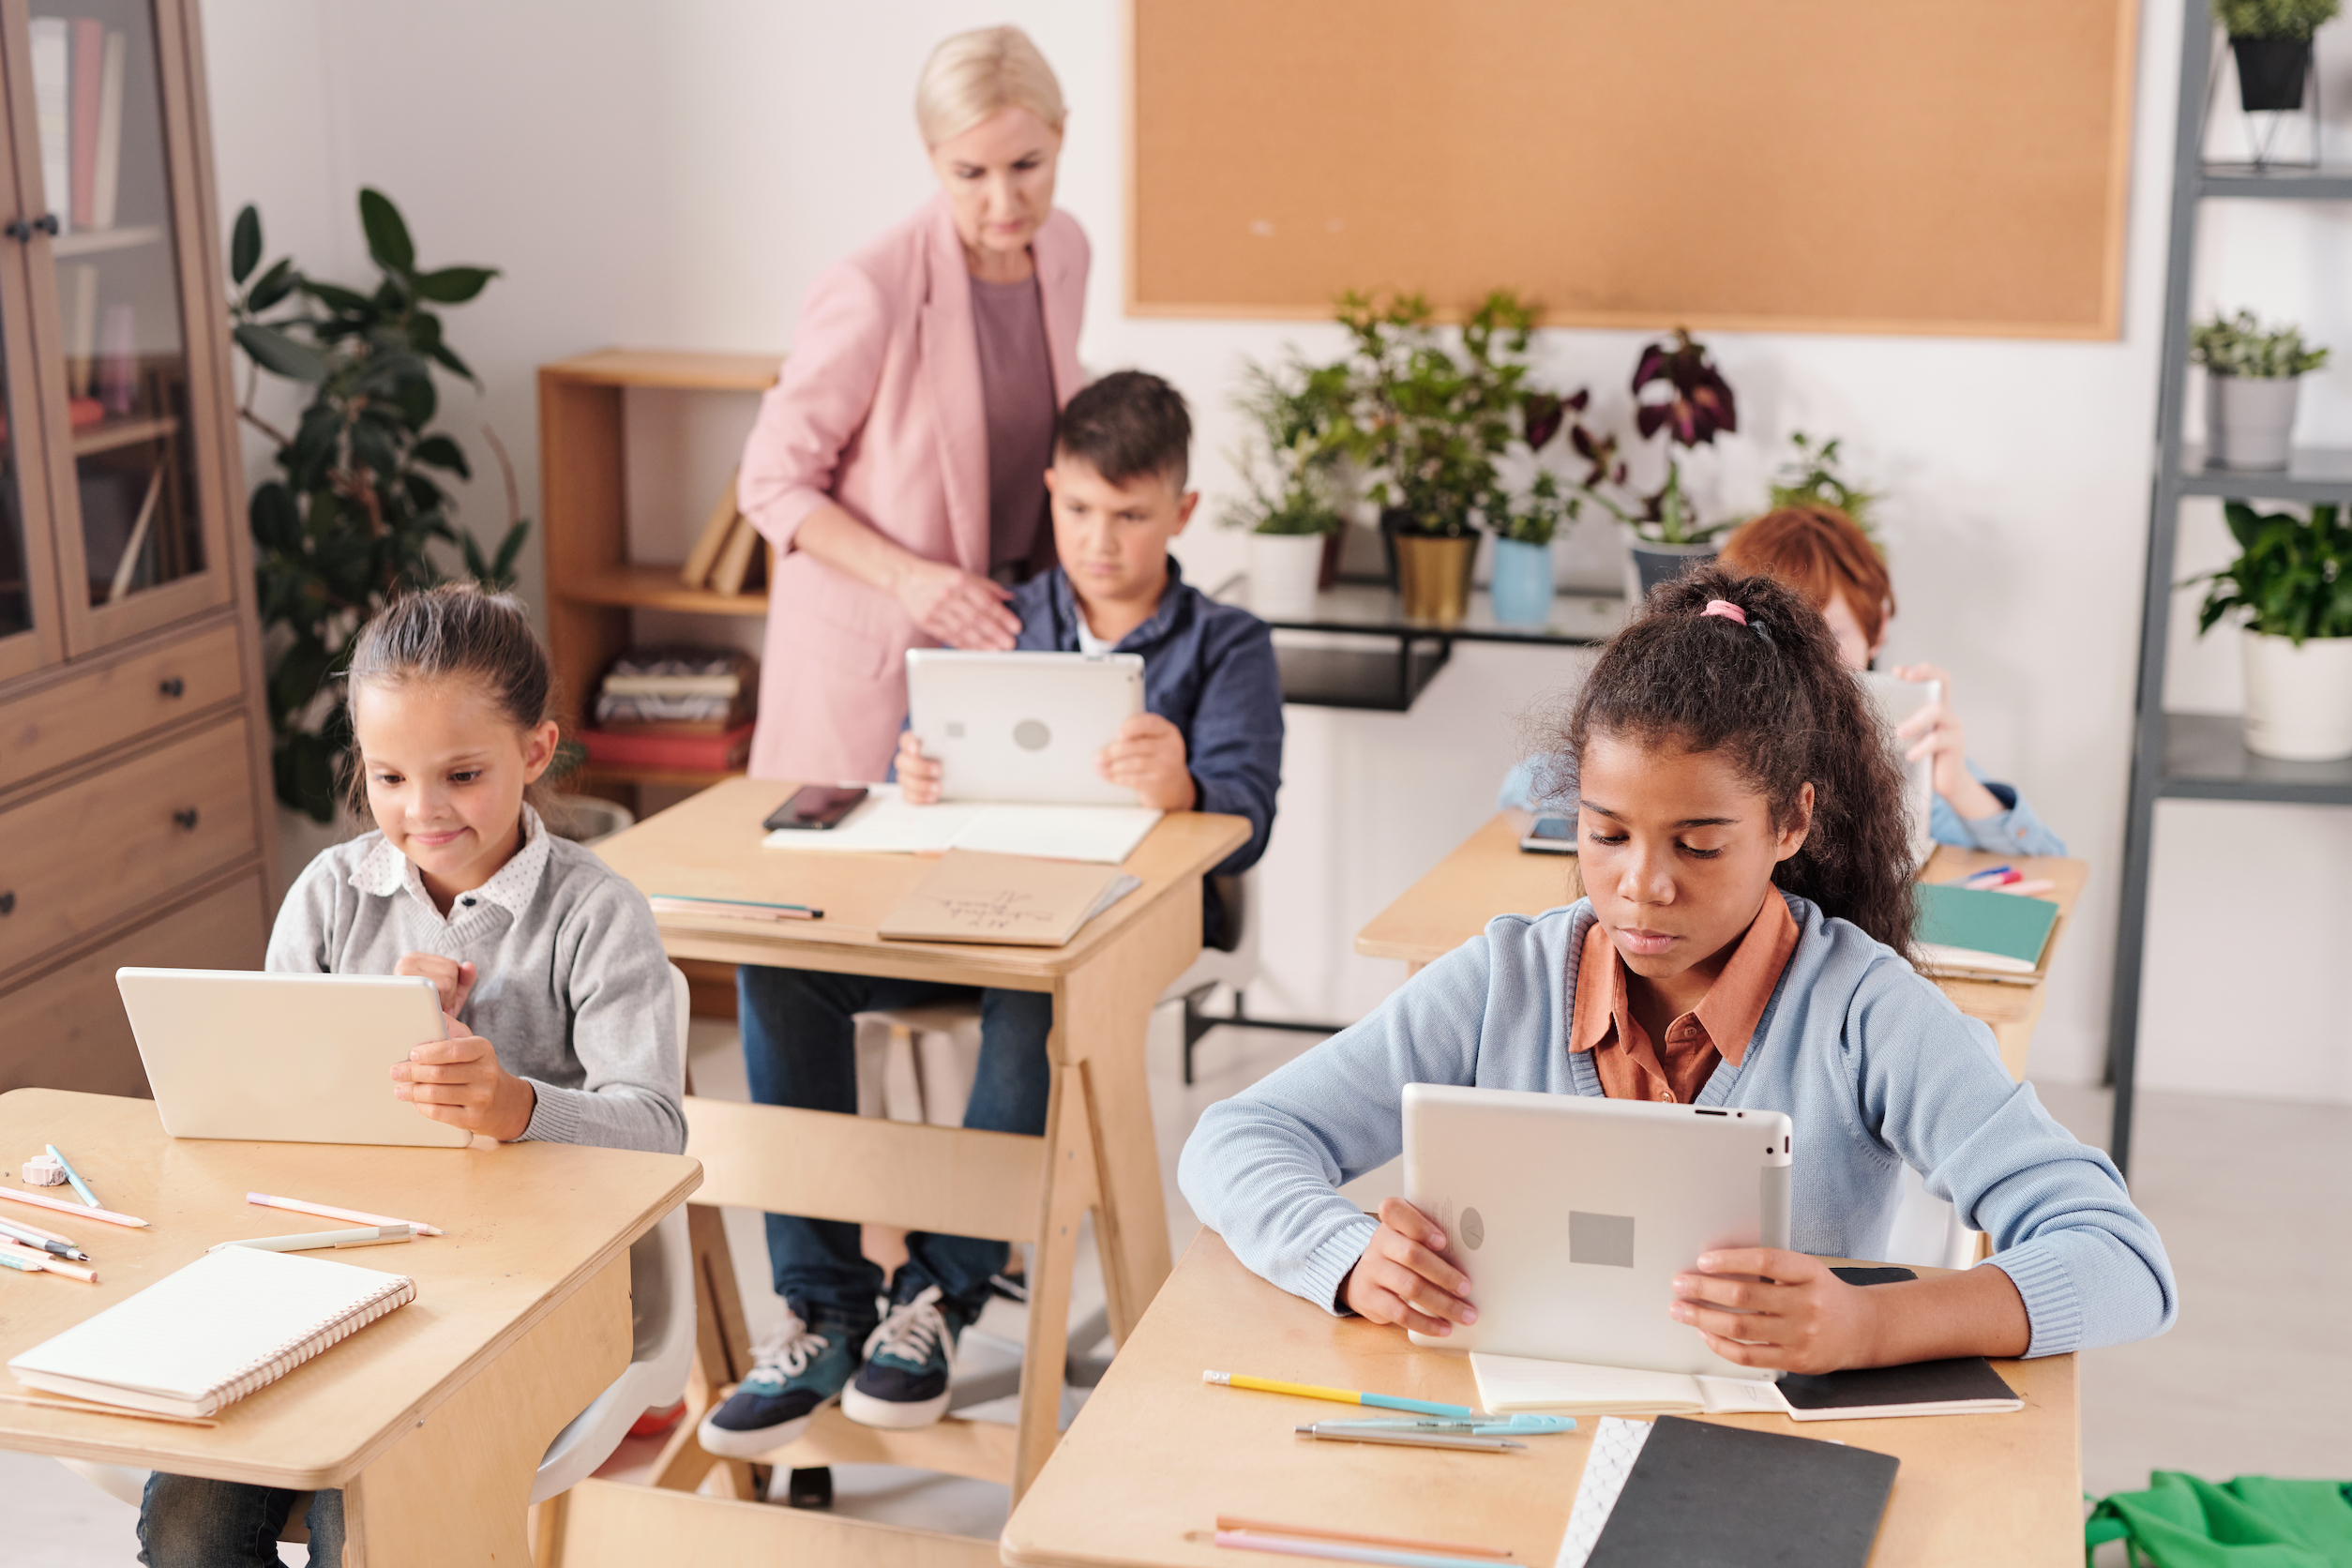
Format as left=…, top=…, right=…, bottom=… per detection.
left=1178, top=894, right=2176, bottom=1358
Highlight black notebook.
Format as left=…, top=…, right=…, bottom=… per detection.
left=1776, top=1356, right=2022, bottom=1421
left=1583, top=1415, right=1898, bottom=1568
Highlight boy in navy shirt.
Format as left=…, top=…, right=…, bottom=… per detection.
left=705, top=370, right=1281, bottom=1456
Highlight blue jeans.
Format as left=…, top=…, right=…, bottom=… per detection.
left=736, top=966, right=1052, bottom=1328
left=139, top=1474, right=341, bottom=1567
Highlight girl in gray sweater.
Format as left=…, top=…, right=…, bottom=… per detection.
left=138, top=584, right=682, bottom=1568
left=1181, top=569, right=2174, bottom=1376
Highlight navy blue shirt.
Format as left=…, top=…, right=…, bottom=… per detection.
left=1010, top=560, right=1284, bottom=942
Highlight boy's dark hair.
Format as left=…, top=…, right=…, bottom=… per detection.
left=342, top=581, right=563, bottom=819
left=1054, top=369, right=1191, bottom=489
left=1547, top=565, right=1918, bottom=962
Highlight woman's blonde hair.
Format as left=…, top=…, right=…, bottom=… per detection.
left=914, top=25, right=1065, bottom=148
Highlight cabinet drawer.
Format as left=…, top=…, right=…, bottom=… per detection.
left=0, top=715, right=260, bottom=979
left=0, top=873, right=270, bottom=1096
left=0, top=621, right=247, bottom=793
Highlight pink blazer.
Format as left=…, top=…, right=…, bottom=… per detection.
left=738, top=192, right=1090, bottom=784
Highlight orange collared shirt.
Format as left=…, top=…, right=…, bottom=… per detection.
left=1569, top=892, right=1800, bottom=1104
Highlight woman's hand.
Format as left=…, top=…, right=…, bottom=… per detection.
left=1890, top=663, right=2006, bottom=822
left=897, top=731, right=945, bottom=805
left=1669, top=1249, right=1882, bottom=1373
left=894, top=557, right=1020, bottom=650
left=393, top=1013, right=536, bottom=1141
left=1340, top=1198, right=1478, bottom=1336
left=396, top=953, right=475, bottom=1017
left=1096, top=714, right=1197, bottom=811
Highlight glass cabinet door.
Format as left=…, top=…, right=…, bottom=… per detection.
left=13, top=0, right=230, bottom=655
left=0, top=304, right=64, bottom=683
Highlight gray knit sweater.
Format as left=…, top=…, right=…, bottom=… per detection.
left=266, top=809, right=686, bottom=1154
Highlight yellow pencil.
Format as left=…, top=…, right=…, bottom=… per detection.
left=1202, top=1371, right=1474, bottom=1419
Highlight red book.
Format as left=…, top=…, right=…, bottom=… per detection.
left=69, top=20, right=103, bottom=229
left=580, top=721, right=754, bottom=773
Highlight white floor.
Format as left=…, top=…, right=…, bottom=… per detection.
left=8, top=1002, right=2349, bottom=1562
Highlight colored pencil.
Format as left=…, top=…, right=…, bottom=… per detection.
left=248, top=1192, right=445, bottom=1238
left=1214, top=1530, right=1513, bottom=1568
left=0, top=1239, right=96, bottom=1281
left=1214, top=1519, right=1512, bottom=1560
left=0, top=1215, right=88, bottom=1260
left=0, top=1186, right=144, bottom=1228
left=43, top=1145, right=101, bottom=1209
left=209, top=1225, right=412, bottom=1254
left=1295, top=1425, right=1523, bottom=1452
left=1202, top=1371, right=1473, bottom=1419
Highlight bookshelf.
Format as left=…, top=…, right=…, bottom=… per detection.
left=537, top=349, right=781, bottom=803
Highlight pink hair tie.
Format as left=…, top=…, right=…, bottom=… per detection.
left=1701, top=599, right=1748, bottom=626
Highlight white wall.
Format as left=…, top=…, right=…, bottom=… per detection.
left=200, top=0, right=2352, bottom=1100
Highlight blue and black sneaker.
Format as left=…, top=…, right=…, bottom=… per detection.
left=697, top=1309, right=862, bottom=1459
left=841, top=1283, right=970, bottom=1430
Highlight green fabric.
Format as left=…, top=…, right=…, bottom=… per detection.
left=2086, top=1473, right=2352, bottom=1568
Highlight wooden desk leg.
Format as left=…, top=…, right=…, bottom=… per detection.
left=651, top=1202, right=760, bottom=1500
left=343, top=1254, right=633, bottom=1567
left=1013, top=1061, right=1102, bottom=1500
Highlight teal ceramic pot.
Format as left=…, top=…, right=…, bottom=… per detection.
left=1490, top=536, right=1556, bottom=627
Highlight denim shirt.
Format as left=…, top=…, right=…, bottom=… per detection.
left=1011, top=560, right=1284, bottom=938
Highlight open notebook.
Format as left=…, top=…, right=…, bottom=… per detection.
left=7, top=1244, right=415, bottom=1417
left=1475, top=1350, right=2020, bottom=1423
left=762, top=787, right=1161, bottom=866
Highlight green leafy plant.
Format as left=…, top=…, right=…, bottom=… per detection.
left=1495, top=469, right=1580, bottom=547
left=2193, top=501, right=2352, bottom=643
left=2214, top=0, right=2340, bottom=38
left=1769, top=431, right=1883, bottom=537
left=1335, top=290, right=1550, bottom=538
left=2192, top=310, right=2329, bottom=377
left=230, top=188, right=530, bottom=822
left=1225, top=354, right=1353, bottom=535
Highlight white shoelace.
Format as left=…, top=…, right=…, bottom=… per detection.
left=743, top=1312, right=829, bottom=1392
left=865, top=1285, right=948, bottom=1364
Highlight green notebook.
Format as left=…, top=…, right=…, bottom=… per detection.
left=1912, top=883, right=2059, bottom=975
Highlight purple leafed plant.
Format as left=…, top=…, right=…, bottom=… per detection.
left=1633, top=328, right=1738, bottom=448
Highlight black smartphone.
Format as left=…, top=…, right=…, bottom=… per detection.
left=763, top=785, right=869, bottom=832
left=1518, top=814, right=1576, bottom=854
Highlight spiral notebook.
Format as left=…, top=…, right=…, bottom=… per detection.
left=7, top=1244, right=415, bottom=1417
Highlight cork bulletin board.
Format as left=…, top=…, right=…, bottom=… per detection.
left=1128, top=0, right=2139, bottom=339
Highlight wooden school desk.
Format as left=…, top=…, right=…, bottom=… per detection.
left=1355, top=814, right=2090, bottom=1080
left=0, top=1088, right=700, bottom=1567
left=1002, top=1230, right=2082, bottom=1568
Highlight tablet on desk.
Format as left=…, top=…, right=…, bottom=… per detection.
left=906, top=648, right=1145, bottom=807
left=116, top=969, right=472, bottom=1148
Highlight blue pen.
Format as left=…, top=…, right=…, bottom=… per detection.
left=1955, top=864, right=2013, bottom=886
left=45, top=1145, right=100, bottom=1210
left=1312, top=1414, right=1575, bottom=1435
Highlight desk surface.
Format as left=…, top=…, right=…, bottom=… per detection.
left=0, top=1090, right=699, bottom=1489
left=1002, top=1231, right=2081, bottom=1568
left=592, top=777, right=1250, bottom=988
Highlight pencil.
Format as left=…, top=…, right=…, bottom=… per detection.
left=248, top=1192, right=445, bottom=1239
left=0, top=1215, right=89, bottom=1260
left=0, top=1187, right=144, bottom=1228
left=650, top=895, right=822, bottom=922
left=1214, top=1530, right=1513, bottom=1568
left=1202, top=1371, right=1474, bottom=1420
left=0, top=1240, right=97, bottom=1282
left=44, top=1144, right=100, bottom=1209
left=1214, top=1518, right=1513, bottom=1559
left=0, top=1393, right=217, bottom=1428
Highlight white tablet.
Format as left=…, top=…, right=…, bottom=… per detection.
left=1402, top=1084, right=1792, bottom=1379
left=116, top=969, right=472, bottom=1148
left=1859, top=670, right=1940, bottom=869
left=905, top=648, right=1146, bottom=807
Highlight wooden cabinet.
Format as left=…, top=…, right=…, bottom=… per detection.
left=0, top=0, right=274, bottom=1094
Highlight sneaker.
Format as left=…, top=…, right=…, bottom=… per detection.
left=697, top=1310, right=861, bottom=1459
left=841, top=1284, right=967, bottom=1430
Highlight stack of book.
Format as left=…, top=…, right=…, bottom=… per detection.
left=1910, top=882, right=2061, bottom=984
left=580, top=646, right=759, bottom=773
left=680, top=467, right=769, bottom=596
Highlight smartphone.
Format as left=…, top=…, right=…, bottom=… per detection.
left=763, top=785, right=869, bottom=832
left=1518, top=814, right=1576, bottom=854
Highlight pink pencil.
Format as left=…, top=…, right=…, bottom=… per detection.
left=248, top=1192, right=444, bottom=1239
left=0, top=1187, right=144, bottom=1228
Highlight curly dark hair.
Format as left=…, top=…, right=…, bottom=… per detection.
left=1551, top=565, right=1918, bottom=961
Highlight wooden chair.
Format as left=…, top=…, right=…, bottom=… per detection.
left=543, top=1075, right=1100, bottom=1563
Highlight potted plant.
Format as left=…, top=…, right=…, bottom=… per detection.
left=1491, top=468, right=1579, bottom=627
left=2216, top=0, right=2340, bottom=112
left=1226, top=355, right=1350, bottom=620
left=229, top=189, right=531, bottom=834
left=2193, top=499, right=2352, bottom=759
left=2193, top=310, right=2328, bottom=471
left=1769, top=431, right=1882, bottom=536
left=1335, top=290, right=1545, bottom=626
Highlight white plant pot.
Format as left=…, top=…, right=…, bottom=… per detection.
left=2207, top=373, right=2299, bottom=471
left=1249, top=531, right=1326, bottom=621
left=2241, top=626, right=2352, bottom=761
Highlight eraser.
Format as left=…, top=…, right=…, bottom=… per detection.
left=21, top=1153, right=66, bottom=1186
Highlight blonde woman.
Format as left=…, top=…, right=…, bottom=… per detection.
left=737, top=24, right=1088, bottom=784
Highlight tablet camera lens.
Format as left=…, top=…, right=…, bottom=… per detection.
left=1013, top=718, right=1051, bottom=752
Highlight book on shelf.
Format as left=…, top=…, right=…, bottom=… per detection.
left=68, top=19, right=101, bottom=231
left=680, top=468, right=741, bottom=589
left=92, top=28, right=125, bottom=230
left=580, top=720, right=755, bottom=773
left=592, top=691, right=751, bottom=727
left=708, top=510, right=766, bottom=596
left=599, top=645, right=757, bottom=699
left=30, top=20, right=127, bottom=238
left=29, top=20, right=68, bottom=234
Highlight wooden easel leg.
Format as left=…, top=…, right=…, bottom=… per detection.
left=1013, top=1061, right=1101, bottom=1500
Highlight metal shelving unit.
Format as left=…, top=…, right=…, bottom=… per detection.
left=2108, top=4, right=2352, bottom=1174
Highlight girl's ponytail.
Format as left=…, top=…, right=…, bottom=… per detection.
left=1560, top=565, right=1919, bottom=961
